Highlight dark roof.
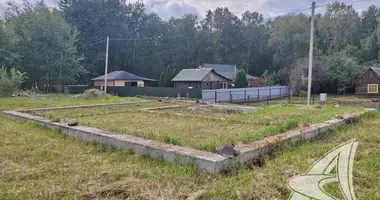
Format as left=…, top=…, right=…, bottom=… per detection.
left=172, top=68, right=230, bottom=82
left=92, top=71, right=156, bottom=81
left=218, top=72, right=259, bottom=80
left=202, top=63, right=259, bottom=80
left=354, top=67, right=380, bottom=84
left=203, top=63, right=237, bottom=72
left=370, top=67, right=380, bottom=77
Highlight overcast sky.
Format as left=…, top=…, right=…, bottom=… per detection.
left=1, top=0, right=379, bottom=20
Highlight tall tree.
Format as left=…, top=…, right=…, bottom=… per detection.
left=6, top=2, right=84, bottom=90
left=317, top=2, right=361, bottom=53
left=213, top=8, right=244, bottom=65
left=0, top=21, right=18, bottom=67
left=241, top=11, right=271, bottom=76
left=269, top=14, right=310, bottom=71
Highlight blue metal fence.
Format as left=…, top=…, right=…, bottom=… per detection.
left=202, top=86, right=289, bottom=103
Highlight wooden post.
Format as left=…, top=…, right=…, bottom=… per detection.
left=280, top=88, right=282, bottom=98
left=244, top=90, right=247, bottom=102
left=215, top=91, right=217, bottom=103
left=257, top=89, right=260, bottom=101
left=267, top=96, right=269, bottom=106
left=269, top=88, right=272, bottom=99
left=230, top=90, right=232, bottom=103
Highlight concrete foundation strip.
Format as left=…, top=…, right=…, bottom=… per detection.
left=2, top=106, right=376, bottom=173
left=20, top=101, right=153, bottom=112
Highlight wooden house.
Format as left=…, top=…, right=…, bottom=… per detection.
left=354, top=67, right=380, bottom=97
left=172, top=68, right=231, bottom=89
left=199, top=63, right=261, bottom=87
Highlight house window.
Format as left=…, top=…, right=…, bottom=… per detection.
left=221, top=82, right=228, bottom=89
left=367, top=84, right=378, bottom=94
left=137, top=81, right=144, bottom=87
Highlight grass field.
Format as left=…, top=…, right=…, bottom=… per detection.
left=32, top=101, right=363, bottom=151
left=249, top=94, right=380, bottom=108
left=0, top=94, right=143, bottom=111
left=0, top=95, right=379, bottom=199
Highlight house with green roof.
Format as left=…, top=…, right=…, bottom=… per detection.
left=200, top=63, right=261, bottom=87
left=171, top=68, right=231, bottom=89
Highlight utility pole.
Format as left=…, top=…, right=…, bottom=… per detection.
left=104, top=36, right=109, bottom=93
left=307, top=2, right=316, bottom=105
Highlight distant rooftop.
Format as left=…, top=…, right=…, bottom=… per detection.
left=202, top=63, right=237, bottom=72
left=370, top=67, right=380, bottom=77
left=172, top=68, right=230, bottom=82
left=92, top=71, right=156, bottom=81
left=201, top=63, right=259, bottom=80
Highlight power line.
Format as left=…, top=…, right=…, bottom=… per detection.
left=265, top=6, right=312, bottom=20
left=267, top=0, right=373, bottom=20
left=315, top=0, right=374, bottom=8
left=289, top=7, right=313, bottom=14
left=109, top=33, right=191, bottom=41
left=77, top=39, right=106, bottom=50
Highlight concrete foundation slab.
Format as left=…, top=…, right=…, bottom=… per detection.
left=2, top=105, right=374, bottom=173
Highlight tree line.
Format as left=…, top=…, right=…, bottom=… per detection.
left=0, top=0, right=379, bottom=94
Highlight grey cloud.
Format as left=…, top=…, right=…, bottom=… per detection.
left=182, top=0, right=380, bottom=18
left=1, top=0, right=379, bottom=20
left=144, top=0, right=200, bottom=20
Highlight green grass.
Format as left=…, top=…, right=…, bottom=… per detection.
left=33, top=101, right=362, bottom=151
left=249, top=94, right=380, bottom=107
left=0, top=94, right=144, bottom=111
left=0, top=95, right=379, bottom=199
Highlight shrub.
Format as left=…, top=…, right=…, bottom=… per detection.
left=81, top=89, right=107, bottom=99
left=159, top=135, right=180, bottom=145
left=212, top=108, right=244, bottom=115
left=0, top=67, right=27, bottom=96
left=235, top=69, right=248, bottom=88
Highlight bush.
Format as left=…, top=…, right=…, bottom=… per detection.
left=81, top=89, right=107, bottom=99
left=235, top=69, right=248, bottom=88
left=0, top=67, right=27, bottom=97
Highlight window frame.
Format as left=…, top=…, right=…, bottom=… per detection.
left=367, top=84, right=378, bottom=94
left=221, top=82, right=228, bottom=89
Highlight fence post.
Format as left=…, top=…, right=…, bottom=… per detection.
left=230, top=90, right=232, bottom=103
left=215, top=91, right=217, bottom=103
left=280, top=88, right=282, bottom=98
left=269, top=88, right=272, bottom=99
left=177, top=93, right=180, bottom=100
left=257, top=89, right=260, bottom=101
left=244, top=90, right=247, bottom=102
left=267, top=96, right=269, bottom=106
left=248, top=95, right=250, bottom=103
left=288, top=95, right=291, bottom=104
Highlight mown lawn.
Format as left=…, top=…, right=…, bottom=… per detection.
left=0, top=95, right=379, bottom=199
left=34, top=101, right=362, bottom=151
